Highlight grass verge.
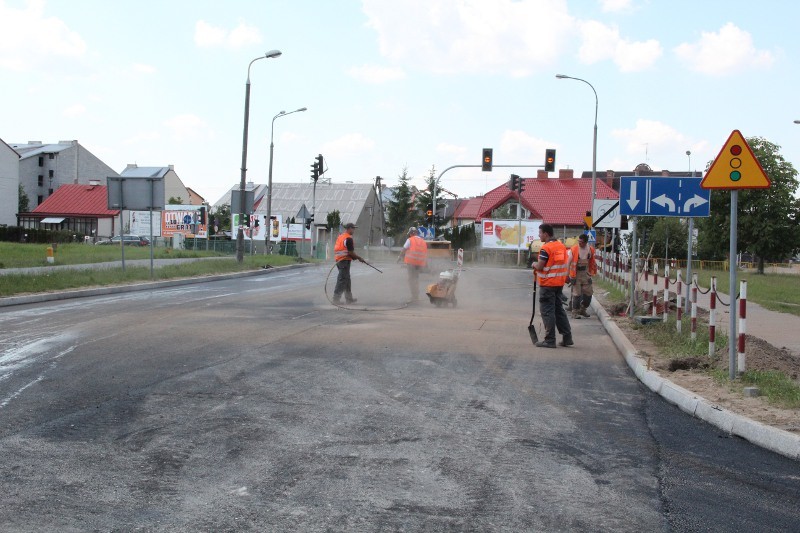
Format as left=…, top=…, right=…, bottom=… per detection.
left=694, top=269, right=800, bottom=317
left=0, top=255, right=303, bottom=297
left=711, top=369, right=800, bottom=409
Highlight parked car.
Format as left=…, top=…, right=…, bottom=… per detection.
left=96, top=235, right=150, bottom=246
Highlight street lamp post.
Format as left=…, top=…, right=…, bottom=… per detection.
left=236, top=50, right=282, bottom=263
left=556, top=74, right=598, bottom=204
left=266, top=106, right=307, bottom=253
left=685, top=150, right=693, bottom=314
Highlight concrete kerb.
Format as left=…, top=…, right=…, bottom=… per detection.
left=591, top=298, right=800, bottom=462
left=0, top=262, right=315, bottom=308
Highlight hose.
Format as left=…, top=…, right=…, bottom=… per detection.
left=324, top=262, right=411, bottom=312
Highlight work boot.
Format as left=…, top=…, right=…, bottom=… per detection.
left=579, top=306, right=590, bottom=318
left=346, top=298, right=358, bottom=304
left=535, top=340, right=557, bottom=349
left=332, top=296, right=342, bottom=304
left=571, top=309, right=581, bottom=319
left=559, top=335, right=574, bottom=347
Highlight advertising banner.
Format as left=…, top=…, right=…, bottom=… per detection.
left=163, top=205, right=207, bottom=238
left=481, top=219, right=542, bottom=250
left=232, top=214, right=309, bottom=241
left=129, top=211, right=162, bottom=237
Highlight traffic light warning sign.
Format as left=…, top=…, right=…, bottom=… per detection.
left=701, top=130, right=771, bottom=190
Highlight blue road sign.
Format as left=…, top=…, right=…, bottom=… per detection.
left=584, top=229, right=596, bottom=243
left=619, top=176, right=711, bottom=217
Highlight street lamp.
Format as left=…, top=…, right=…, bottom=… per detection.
left=685, top=150, right=693, bottom=314
left=556, top=74, right=598, bottom=204
left=794, top=120, right=800, bottom=124
left=266, top=106, right=307, bottom=253
left=236, top=49, right=282, bottom=263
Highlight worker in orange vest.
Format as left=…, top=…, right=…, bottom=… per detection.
left=333, top=223, right=365, bottom=304
left=398, top=227, right=428, bottom=302
left=531, top=223, right=573, bottom=348
left=567, top=233, right=597, bottom=319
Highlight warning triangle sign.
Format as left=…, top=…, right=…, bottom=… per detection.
left=701, top=130, right=771, bottom=190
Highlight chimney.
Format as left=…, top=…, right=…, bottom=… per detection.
left=89, top=179, right=101, bottom=186
left=606, top=169, right=615, bottom=187
left=536, top=170, right=548, bottom=179
left=28, top=141, right=42, bottom=145
left=126, top=163, right=138, bottom=170
left=558, top=169, right=574, bottom=180
left=168, top=164, right=175, bottom=171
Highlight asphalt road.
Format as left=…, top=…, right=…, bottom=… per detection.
left=1, top=263, right=798, bottom=531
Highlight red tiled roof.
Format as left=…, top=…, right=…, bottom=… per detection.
left=476, top=177, right=618, bottom=226
left=32, top=184, right=120, bottom=217
left=453, top=197, right=484, bottom=219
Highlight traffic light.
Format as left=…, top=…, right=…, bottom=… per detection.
left=243, top=214, right=250, bottom=227
left=508, top=174, right=520, bottom=192
left=426, top=203, right=433, bottom=224
left=305, top=214, right=314, bottom=230
left=544, top=148, right=556, bottom=172
left=482, top=148, right=493, bottom=172
left=518, top=177, right=526, bottom=193
left=197, top=206, right=206, bottom=224
left=253, top=216, right=259, bottom=228
left=316, top=154, right=324, bottom=176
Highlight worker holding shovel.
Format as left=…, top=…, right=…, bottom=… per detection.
left=531, top=223, right=573, bottom=348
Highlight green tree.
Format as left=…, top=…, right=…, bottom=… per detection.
left=168, top=196, right=183, bottom=205
left=491, top=204, right=514, bottom=219
left=697, top=136, right=800, bottom=272
left=210, top=204, right=231, bottom=235
left=413, top=166, right=447, bottom=235
left=386, top=167, right=416, bottom=241
left=326, top=209, right=341, bottom=233
left=18, top=184, right=30, bottom=213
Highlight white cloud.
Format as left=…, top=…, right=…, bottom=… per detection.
left=674, top=23, right=774, bottom=76
left=578, top=20, right=661, bottom=72
left=132, top=63, right=157, bottom=75
left=500, top=130, right=555, bottom=160
left=163, top=114, right=215, bottom=142
left=279, top=131, right=302, bottom=143
left=436, top=142, right=468, bottom=156
left=63, top=104, right=86, bottom=118
left=123, top=131, right=162, bottom=145
left=610, top=119, right=710, bottom=169
left=348, top=64, right=406, bottom=84
left=362, top=0, right=575, bottom=76
left=322, top=133, right=376, bottom=157
left=0, top=0, right=87, bottom=71
left=194, top=20, right=261, bottom=49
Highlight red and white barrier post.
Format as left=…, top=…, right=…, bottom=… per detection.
left=691, top=273, right=698, bottom=341
left=663, top=264, right=670, bottom=322
left=652, top=262, right=659, bottom=317
left=738, top=280, right=747, bottom=374
left=676, top=270, right=683, bottom=334
left=709, top=276, right=717, bottom=357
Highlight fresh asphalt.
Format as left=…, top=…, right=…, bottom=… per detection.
left=0, top=263, right=798, bottom=531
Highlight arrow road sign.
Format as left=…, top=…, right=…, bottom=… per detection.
left=620, top=176, right=711, bottom=217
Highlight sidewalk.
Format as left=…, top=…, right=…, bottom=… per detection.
left=0, top=257, right=229, bottom=276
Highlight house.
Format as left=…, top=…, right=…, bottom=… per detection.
left=10, top=140, right=119, bottom=210
left=473, top=168, right=619, bottom=236
left=185, top=186, right=206, bottom=206
left=0, top=138, right=20, bottom=227
left=451, top=197, right=484, bottom=227
left=213, top=182, right=269, bottom=212
left=17, top=182, right=120, bottom=239
left=120, top=164, right=191, bottom=207
left=583, top=164, right=701, bottom=194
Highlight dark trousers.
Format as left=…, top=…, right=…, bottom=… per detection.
left=539, top=285, right=572, bottom=343
left=333, top=260, right=353, bottom=301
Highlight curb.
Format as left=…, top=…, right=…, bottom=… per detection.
left=591, top=298, right=800, bottom=462
left=0, top=262, right=315, bottom=308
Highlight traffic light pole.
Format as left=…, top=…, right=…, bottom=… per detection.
left=432, top=164, right=544, bottom=240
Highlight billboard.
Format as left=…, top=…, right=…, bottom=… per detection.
left=163, top=205, right=207, bottom=238
left=231, top=214, right=309, bottom=241
left=481, top=219, right=542, bottom=250
left=129, top=211, right=162, bottom=237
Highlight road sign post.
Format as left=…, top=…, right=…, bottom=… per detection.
left=701, top=130, right=771, bottom=380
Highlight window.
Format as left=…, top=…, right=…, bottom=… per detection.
left=38, top=156, right=43, bottom=167
left=49, top=170, right=54, bottom=178
left=48, top=153, right=55, bottom=160
left=38, top=175, right=44, bottom=186
left=48, top=188, right=53, bottom=195
left=37, top=195, right=43, bottom=204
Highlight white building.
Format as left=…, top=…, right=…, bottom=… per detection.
left=0, top=139, right=20, bottom=227
left=10, top=140, right=119, bottom=210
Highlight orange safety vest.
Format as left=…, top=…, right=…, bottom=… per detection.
left=537, top=239, right=569, bottom=287
left=568, top=244, right=597, bottom=277
left=404, top=236, right=427, bottom=266
left=334, top=233, right=352, bottom=262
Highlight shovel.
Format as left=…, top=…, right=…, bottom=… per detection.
left=528, top=278, right=539, bottom=343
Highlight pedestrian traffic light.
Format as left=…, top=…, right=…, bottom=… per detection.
left=545, top=148, right=556, bottom=172
left=316, top=154, right=324, bottom=176
left=305, top=219, right=312, bottom=230
left=243, top=214, right=250, bottom=227
left=197, top=206, right=206, bottom=224
left=310, top=160, right=319, bottom=180
left=508, top=174, right=520, bottom=192
left=482, top=148, right=493, bottom=172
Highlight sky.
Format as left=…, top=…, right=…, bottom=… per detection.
left=2, top=0, right=799, bottom=205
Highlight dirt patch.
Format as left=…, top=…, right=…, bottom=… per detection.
left=597, top=292, right=800, bottom=433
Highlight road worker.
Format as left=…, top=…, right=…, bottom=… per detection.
left=333, top=223, right=365, bottom=304
left=567, top=233, right=596, bottom=319
left=531, top=223, right=573, bottom=348
left=398, top=227, right=428, bottom=301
